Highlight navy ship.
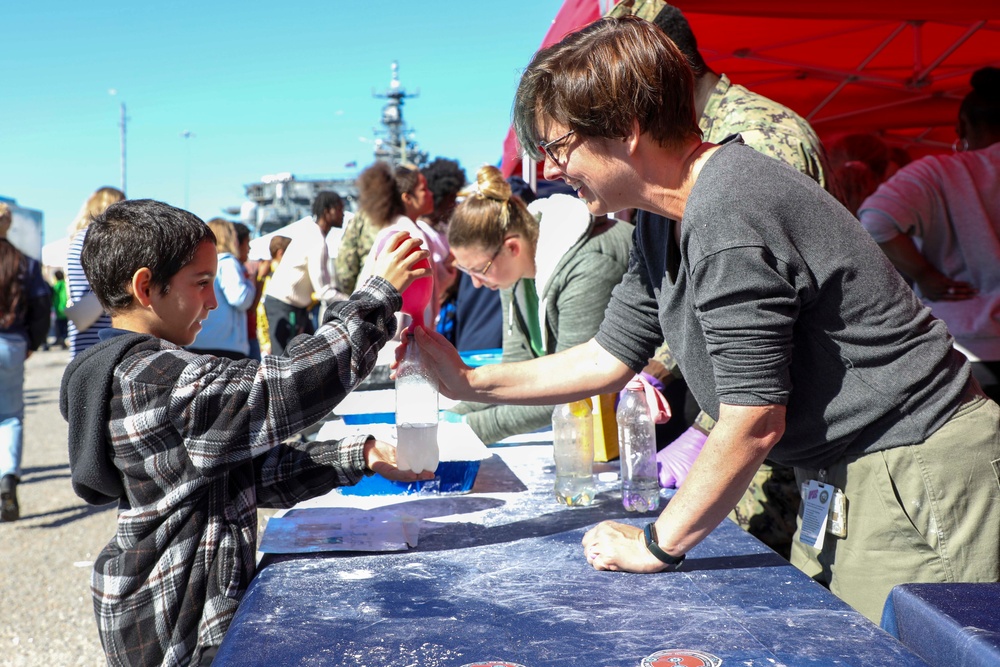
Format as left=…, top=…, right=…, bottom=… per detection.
left=239, top=62, right=428, bottom=237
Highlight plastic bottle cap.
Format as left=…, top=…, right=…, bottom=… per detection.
left=567, top=398, right=592, bottom=417
left=626, top=379, right=644, bottom=391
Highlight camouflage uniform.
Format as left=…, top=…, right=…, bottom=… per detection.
left=611, top=0, right=831, bottom=560
left=334, top=209, right=377, bottom=294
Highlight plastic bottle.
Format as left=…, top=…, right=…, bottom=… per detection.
left=551, top=399, right=597, bottom=506
left=395, top=331, right=439, bottom=474
left=617, top=379, right=661, bottom=512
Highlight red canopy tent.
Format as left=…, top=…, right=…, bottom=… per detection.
left=500, top=0, right=1000, bottom=177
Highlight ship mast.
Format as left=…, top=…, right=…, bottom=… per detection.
left=372, top=61, right=428, bottom=168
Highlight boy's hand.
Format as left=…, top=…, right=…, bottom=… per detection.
left=373, top=231, right=431, bottom=294
left=362, top=438, right=435, bottom=482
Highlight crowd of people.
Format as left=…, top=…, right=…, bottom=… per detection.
left=0, top=4, right=997, bottom=666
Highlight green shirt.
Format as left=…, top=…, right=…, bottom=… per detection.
left=53, top=279, right=68, bottom=319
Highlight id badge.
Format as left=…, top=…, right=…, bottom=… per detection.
left=799, top=480, right=832, bottom=549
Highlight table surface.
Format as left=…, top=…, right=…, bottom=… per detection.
left=882, top=582, right=1000, bottom=667
left=216, top=444, right=926, bottom=667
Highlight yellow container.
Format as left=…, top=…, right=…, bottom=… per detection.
left=590, top=393, right=620, bottom=462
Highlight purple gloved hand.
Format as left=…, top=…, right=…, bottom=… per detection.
left=656, top=425, right=708, bottom=489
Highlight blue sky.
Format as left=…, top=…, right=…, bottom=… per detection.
left=1, top=0, right=565, bottom=245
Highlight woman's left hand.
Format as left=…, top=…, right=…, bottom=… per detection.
left=582, top=521, right=668, bottom=573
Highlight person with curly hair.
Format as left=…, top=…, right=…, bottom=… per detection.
left=356, top=162, right=444, bottom=329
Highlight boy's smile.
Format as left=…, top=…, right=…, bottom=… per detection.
left=110, top=239, right=219, bottom=347
left=145, top=240, right=219, bottom=346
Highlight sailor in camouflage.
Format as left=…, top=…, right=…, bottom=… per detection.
left=335, top=208, right=378, bottom=294
left=611, top=0, right=831, bottom=559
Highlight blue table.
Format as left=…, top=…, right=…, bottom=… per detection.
left=215, top=446, right=926, bottom=666
left=882, top=583, right=1000, bottom=667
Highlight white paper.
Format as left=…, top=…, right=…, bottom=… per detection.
left=258, top=508, right=419, bottom=554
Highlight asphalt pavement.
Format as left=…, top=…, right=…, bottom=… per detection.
left=0, top=347, right=116, bottom=666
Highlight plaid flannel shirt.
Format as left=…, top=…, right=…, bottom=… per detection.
left=88, top=277, right=399, bottom=666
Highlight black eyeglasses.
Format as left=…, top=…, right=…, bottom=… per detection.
left=455, top=244, right=503, bottom=278
left=538, top=130, right=575, bottom=163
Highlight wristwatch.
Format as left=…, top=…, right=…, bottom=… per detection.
left=643, top=522, right=685, bottom=570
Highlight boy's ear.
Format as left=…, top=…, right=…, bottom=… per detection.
left=129, top=267, right=156, bottom=308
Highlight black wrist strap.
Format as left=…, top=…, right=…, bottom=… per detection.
left=644, top=522, right=685, bottom=569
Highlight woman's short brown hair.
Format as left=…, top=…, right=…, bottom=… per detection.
left=513, top=15, right=700, bottom=161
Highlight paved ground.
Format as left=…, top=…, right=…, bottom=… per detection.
left=0, top=347, right=114, bottom=666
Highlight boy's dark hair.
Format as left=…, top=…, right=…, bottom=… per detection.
left=312, top=191, right=343, bottom=220
left=81, top=199, right=215, bottom=314
left=54, top=269, right=65, bottom=281
left=233, top=222, right=251, bottom=245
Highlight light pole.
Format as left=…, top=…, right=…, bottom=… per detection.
left=180, top=130, right=195, bottom=210
left=108, top=89, right=127, bottom=195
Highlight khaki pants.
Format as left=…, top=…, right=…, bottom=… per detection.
left=791, top=392, right=1000, bottom=623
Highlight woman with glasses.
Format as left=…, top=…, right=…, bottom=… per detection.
left=357, top=161, right=446, bottom=329
left=407, top=16, right=999, bottom=623
left=444, top=164, right=632, bottom=445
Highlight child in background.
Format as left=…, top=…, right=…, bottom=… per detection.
left=257, top=235, right=291, bottom=356
left=60, top=199, right=431, bottom=666
left=51, top=269, right=69, bottom=349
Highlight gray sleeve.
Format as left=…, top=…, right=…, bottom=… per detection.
left=691, top=245, right=797, bottom=407
left=594, top=240, right=663, bottom=373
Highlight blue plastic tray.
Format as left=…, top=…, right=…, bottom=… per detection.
left=341, top=460, right=481, bottom=495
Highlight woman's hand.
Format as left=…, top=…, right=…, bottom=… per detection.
left=581, top=521, right=669, bottom=573
left=390, top=326, right=474, bottom=400
left=916, top=271, right=977, bottom=301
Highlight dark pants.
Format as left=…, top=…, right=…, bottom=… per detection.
left=263, top=296, right=314, bottom=356
left=53, top=318, right=68, bottom=347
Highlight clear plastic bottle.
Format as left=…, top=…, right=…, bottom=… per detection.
left=617, top=379, right=661, bottom=512
left=395, top=332, right=439, bottom=474
left=551, top=399, right=597, bottom=506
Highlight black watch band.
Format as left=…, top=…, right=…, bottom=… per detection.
left=643, top=522, right=685, bottom=569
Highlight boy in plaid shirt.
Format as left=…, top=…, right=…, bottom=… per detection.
left=60, top=199, right=432, bottom=667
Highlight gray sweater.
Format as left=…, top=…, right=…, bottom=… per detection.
left=596, top=142, right=970, bottom=469
left=455, top=203, right=633, bottom=445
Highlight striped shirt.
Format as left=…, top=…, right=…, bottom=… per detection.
left=66, top=227, right=111, bottom=358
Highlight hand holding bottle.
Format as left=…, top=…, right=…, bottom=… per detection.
left=372, top=231, right=432, bottom=294
left=362, top=438, right=435, bottom=482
